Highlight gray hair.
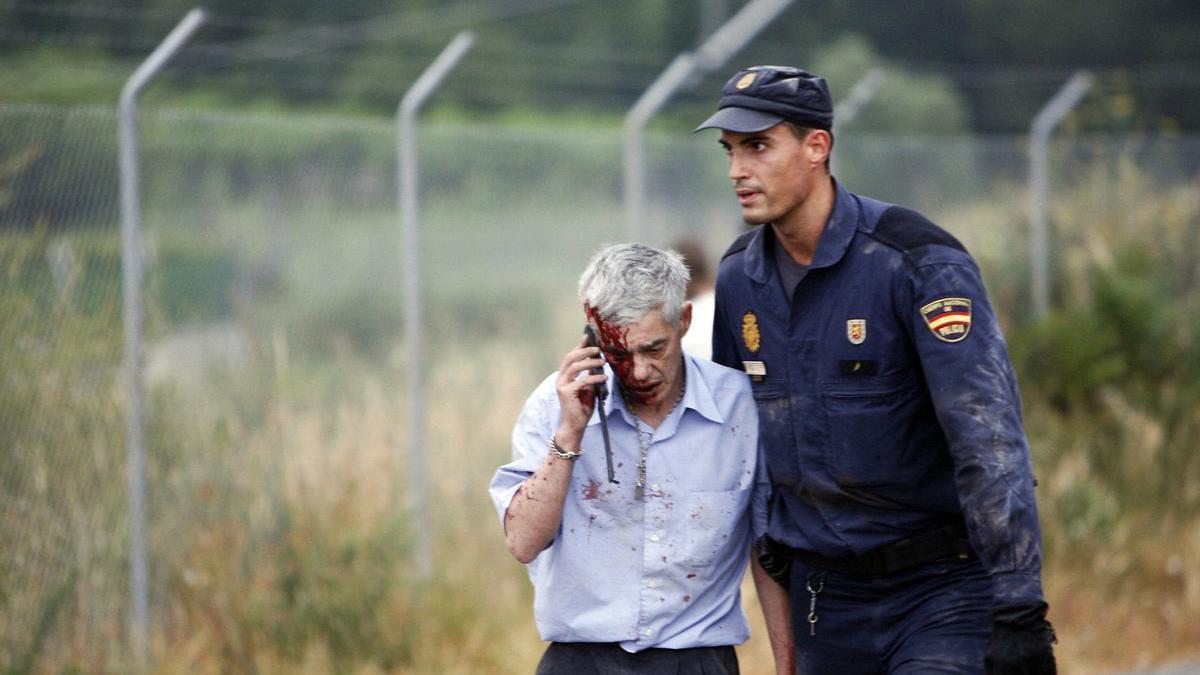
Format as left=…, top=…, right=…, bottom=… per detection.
left=577, top=243, right=690, bottom=327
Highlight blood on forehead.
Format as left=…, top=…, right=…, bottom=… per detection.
left=585, top=304, right=635, bottom=388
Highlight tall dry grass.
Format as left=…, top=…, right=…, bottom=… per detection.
left=1012, top=153, right=1200, bottom=672
left=137, top=311, right=556, bottom=674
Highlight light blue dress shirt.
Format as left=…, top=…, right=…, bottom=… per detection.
left=489, top=353, right=767, bottom=652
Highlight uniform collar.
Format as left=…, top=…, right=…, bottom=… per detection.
left=741, top=178, right=860, bottom=283
left=811, top=179, right=859, bottom=269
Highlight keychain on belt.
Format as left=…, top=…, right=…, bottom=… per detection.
left=806, top=575, right=825, bottom=636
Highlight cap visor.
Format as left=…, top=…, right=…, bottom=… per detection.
left=693, top=107, right=785, bottom=133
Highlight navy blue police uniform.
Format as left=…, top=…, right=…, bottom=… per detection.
left=713, top=182, right=1045, bottom=671
left=698, top=66, right=1056, bottom=674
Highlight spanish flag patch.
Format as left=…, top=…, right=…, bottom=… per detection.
left=919, top=297, right=972, bottom=343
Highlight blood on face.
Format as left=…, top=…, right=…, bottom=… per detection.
left=585, top=304, right=647, bottom=405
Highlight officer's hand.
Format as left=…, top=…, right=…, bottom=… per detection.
left=555, top=337, right=607, bottom=439
left=985, top=602, right=1057, bottom=674
left=755, top=537, right=791, bottom=590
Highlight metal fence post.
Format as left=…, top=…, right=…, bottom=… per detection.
left=1029, top=70, right=1093, bottom=319
left=117, top=7, right=207, bottom=670
left=397, top=31, right=475, bottom=578
left=623, top=54, right=696, bottom=241
left=623, top=0, right=794, bottom=240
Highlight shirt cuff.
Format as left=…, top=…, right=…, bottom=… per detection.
left=489, top=475, right=526, bottom=529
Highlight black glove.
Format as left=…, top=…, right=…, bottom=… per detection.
left=755, top=537, right=791, bottom=590
left=985, top=602, right=1057, bottom=674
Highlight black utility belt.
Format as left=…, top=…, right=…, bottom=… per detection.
left=785, top=520, right=974, bottom=578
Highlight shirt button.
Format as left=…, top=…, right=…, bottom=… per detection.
left=649, top=534, right=661, bottom=542
left=642, top=628, right=653, bottom=637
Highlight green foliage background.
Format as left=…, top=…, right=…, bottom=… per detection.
left=1, top=0, right=1198, bottom=131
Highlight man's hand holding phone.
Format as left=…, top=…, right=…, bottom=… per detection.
left=554, top=331, right=607, bottom=446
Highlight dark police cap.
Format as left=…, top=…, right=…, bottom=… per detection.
left=694, top=65, right=833, bottom=133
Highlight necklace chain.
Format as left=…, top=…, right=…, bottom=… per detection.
left=632, top=372, right=686, bottom=500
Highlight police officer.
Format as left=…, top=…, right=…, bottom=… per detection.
left=695, top=66, right=1056, bottom=674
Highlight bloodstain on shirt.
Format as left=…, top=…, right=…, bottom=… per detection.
left=582, top=479, right=603, bottom=500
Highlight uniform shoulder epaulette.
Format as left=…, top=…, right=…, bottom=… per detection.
left=720, top=228, right=757, bottom=261
left=870, top=206, right=966, bottom=254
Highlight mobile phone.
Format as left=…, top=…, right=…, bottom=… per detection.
left=583, top=324, right=608, bottom=401
left=584, top=324, right=618, bottom=483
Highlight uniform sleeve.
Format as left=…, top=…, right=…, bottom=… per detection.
left=715, top=269, right=769, bottom=539
left=903, top=257, right=1046, bottom=607
left=488, top=374, right=559, bottom=528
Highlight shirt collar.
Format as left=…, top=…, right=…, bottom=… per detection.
left=588, top=353, right=724, bottom=428
left=742, top=178, right=860, bottom=283
left=678, top=353, right=725, bottom=424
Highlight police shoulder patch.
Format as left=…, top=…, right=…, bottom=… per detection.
left=919, top=297, right=972, bottom=343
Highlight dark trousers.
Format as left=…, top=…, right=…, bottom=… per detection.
left=791, top=554, right=992, bottom=674
left=535, top=642, right=740, bottom=675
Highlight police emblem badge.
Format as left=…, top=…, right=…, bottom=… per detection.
left=919, top=297, right=972, bottom=343
left=736, top=72, right=756, bottom=90
left=741, top=311, right=761, bottom=353
left=846, top=319, right=866, bottom=345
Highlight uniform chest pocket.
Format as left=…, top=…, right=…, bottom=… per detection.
left=820, top=373, right=924, bottom=488
left=752, top=383, right=801, bottom=486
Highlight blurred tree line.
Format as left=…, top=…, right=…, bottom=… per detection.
left=1, top=0, right=1198, bottom=132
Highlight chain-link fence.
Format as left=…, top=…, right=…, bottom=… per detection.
left=3, top=101, right=1199, bottom=671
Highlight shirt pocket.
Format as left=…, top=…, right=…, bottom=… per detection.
left=819, top=372, right=924, bottom=488
left=676, top=488, right=750, bottom=569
